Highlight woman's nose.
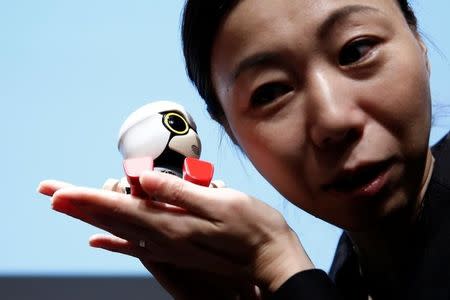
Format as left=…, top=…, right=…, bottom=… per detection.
left=306, top=71, right=365, bottom=149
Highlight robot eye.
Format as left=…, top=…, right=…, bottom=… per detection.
left=163, top=112, right=189, bottom=135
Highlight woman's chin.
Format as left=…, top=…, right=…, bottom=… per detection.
left=334, top=190, right=415, bottom=233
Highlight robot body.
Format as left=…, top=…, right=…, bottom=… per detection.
left=118, top=101, right=201, bottom=177
left=117, top=101, right=214, bottom=196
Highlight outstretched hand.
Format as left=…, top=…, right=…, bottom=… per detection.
left=38, top=171, right=313, bottom=295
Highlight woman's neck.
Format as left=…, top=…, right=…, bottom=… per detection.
left=345, top=149, right=435, bottom=295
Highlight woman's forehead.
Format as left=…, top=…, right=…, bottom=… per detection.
left=211, top=0, right=403, bottom=85
left=219, top=0, right=400, bottom=37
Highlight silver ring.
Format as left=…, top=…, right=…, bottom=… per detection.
left=139, top=240, right=146, bottom=248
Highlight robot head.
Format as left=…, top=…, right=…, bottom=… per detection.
left=118, top=101, right=201, bottom=176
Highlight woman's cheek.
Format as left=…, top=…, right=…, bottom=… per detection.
left=360, top=46, right=429, bottom=137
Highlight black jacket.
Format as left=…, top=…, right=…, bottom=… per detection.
left=271, top=132, right=450, bottom=300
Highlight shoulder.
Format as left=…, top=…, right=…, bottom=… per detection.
left=328, top=233, right=354, bottom=281
left=419, top=130, right=450, bottom=234
left=431, top=131, right=450, bottom=189
left=431, top=130, right=450, bottom=161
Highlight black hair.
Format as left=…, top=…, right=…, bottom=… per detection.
left=182, top=0, right=418, bottom=123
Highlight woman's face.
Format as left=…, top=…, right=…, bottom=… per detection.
left=211, top=0, right=431, bottom=230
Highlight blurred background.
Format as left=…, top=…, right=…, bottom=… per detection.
left=1, top=0, right=449, bottom=298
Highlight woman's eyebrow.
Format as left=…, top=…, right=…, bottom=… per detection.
left=317, top=5, right=383, bottom=38
left=228, top=5, right=382, bottom=85
left=230, top=52, right=284, bottom=84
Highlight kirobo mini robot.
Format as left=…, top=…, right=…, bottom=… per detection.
left=113, top=101, right=214, bottom=197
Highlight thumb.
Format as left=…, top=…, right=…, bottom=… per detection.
left=139, top=170, right=220, bottom=217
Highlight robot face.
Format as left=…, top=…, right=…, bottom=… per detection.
left=163, top=112, right=189, bottom=135
left=118, top=101, right=201, bottom=162
left=162, top=110, right=201, bottom=159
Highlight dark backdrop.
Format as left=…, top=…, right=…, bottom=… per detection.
left=0, top=276, right=171, bottom=300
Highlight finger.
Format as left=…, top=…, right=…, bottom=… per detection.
left=149, top=240, right=246, bottom=279
left=51, top=186, right=221, bottom=259
left=89, top=236, right=208, bottom=300
left=51, top=187, right=134, bottom=214
left=102, top=178, right=120, bottom=192
left=89, top=235, right=172, bottom=264
left=90, top=233, right=204, bottom=268
left=210, top=180, right=226, bottom=188
left=89, top=234, right=150, bottom=258
left=60, top=192, right=244, bottom=278
left=102, top=177, right=130, bottom=193
left=38, top=180, right=74, bottom=196
left=74, top=210, right=247, bottom=282
left=51, top=187, right=241, bottom=266
left=140, top=170, right=224, bottom=217
left=52, top=200, right=97, bottom=225
left=51, top=188, right=249, bottom=280
left=89, top=234, right=128, bottom=248
left=52, top=189, right=169, bottom=247
left=51, top=187, right=206, bottom=237
left=89, top=234, right=137, bottom=253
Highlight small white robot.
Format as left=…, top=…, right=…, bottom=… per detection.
left=104, top=101, right=214, bottom=197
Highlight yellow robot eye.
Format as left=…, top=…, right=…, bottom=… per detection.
left=163, top=112, right=189, bottom=135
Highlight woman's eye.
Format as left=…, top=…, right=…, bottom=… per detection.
left=250, top=82, right=293, bottom=107
left=339, top=38, right=377, bottom=66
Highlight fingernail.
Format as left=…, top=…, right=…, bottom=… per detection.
left=51, top=201, right=69, bottom=213
left=51, top=195, right=72, bottom=214
left=37, top=181, right=50, bottom=195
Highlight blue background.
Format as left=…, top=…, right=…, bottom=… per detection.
left=1, top=0, right=449, bottom=275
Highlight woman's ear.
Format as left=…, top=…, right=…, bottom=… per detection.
left=417, top=36, right=430, bottom=75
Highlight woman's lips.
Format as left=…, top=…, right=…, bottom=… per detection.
left=323, top=159, right=394, bottom=198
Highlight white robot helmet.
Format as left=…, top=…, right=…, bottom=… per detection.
left=118, top=101, right=201, bottom=176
